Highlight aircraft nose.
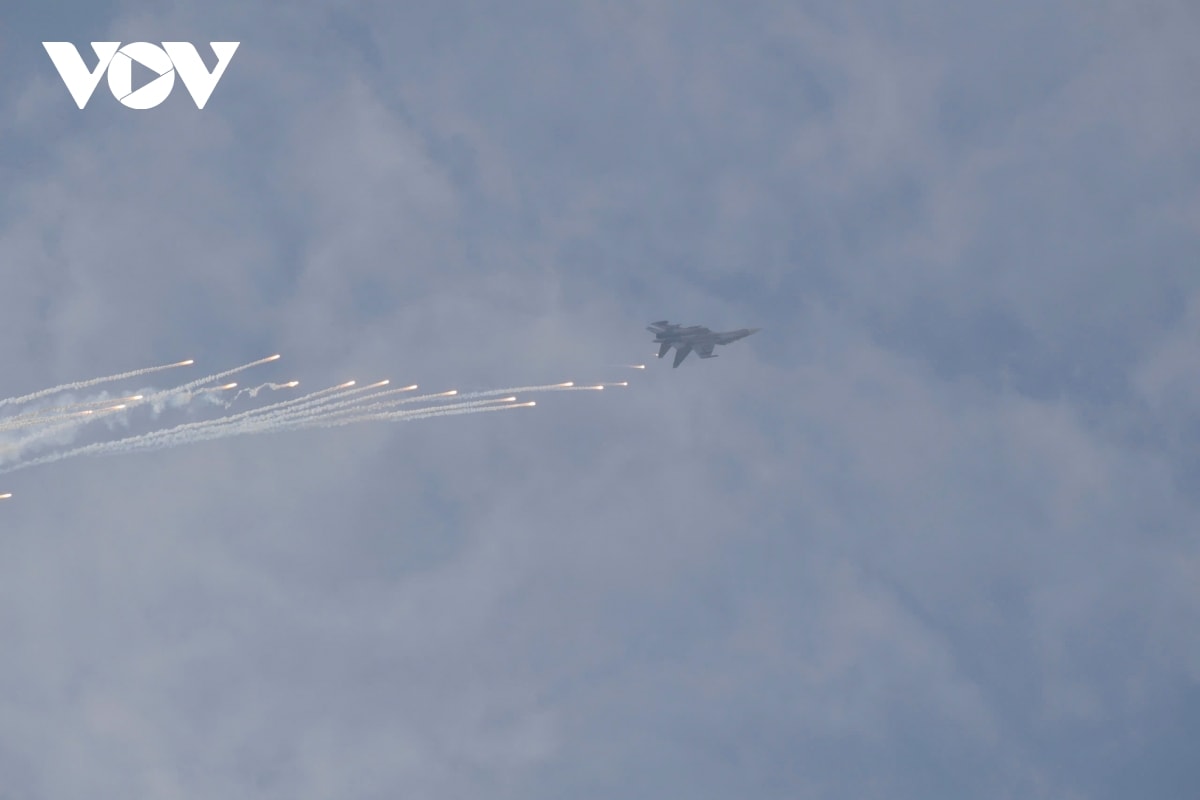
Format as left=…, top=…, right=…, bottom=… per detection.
left=748, top=328, right=761, bottom=335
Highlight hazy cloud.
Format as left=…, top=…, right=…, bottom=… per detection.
left=2, top=2, right=1198, bottom=798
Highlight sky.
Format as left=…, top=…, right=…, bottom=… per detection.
left=1, top=1, right=1199, bottom=797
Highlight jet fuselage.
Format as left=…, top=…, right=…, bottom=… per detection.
left=646, top=321, right=760, bottom=366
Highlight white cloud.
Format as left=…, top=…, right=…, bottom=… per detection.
left=1, top=2, right=1198, bottom=798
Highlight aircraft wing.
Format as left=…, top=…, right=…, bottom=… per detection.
left=672, top=344, right=693, bottom=367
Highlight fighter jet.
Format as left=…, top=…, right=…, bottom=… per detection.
left=647, top=320, right=760, bottom=367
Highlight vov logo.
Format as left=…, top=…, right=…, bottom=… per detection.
left=43, top=42, right=239, bottom=109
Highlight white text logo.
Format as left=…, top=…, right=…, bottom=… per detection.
left=43, top=42, right=240, bottom=109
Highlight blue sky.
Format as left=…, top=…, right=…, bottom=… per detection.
left=2, top=2, right=1199, bottom=798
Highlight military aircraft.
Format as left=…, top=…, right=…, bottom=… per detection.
left=647, top=320, right=760, bottom=367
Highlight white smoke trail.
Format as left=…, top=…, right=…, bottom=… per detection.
left=0, top=421, right=217, bottom=473
left=204, top=387, right=457, bottom=441
left=0, top=407, right=99, bottom=433
left=0, top=400, right=131, bottom=438
left=2, top=353, right=608, bottom=491
left=6, top=393, right=147, bottom=419
left=0, top=406, right=132, bottom=476
left=140, top=354, right=281, bottom=411
left=227, top=381, right=300, bottom=405
left=196, top=382, right=239, bottom=394
left=125, top=381, right=387, bottom=448
left=165, top=383, right=242, bottom=407
left=106, top=376, right=406, bottom=459
left=1, top=406, right=278, bottom=472
left=202, top=380, right=363, bottom=433
left=286, top=398, right=533, bottom=432
left=257, top=379, right=581, bottom=432
left=454, top=382, right=578, bottom=402
left=168, top=355, right=280, bottom=395
left=279, top=381, right=583, bottom=430
left=462, top=382, right=571, bottom=397
left=1, top=357, right=287, bottom=468
left=157, top=388, right=466, bottom=455
left=69, top=381, right=360, bottom=458
left=0, top=359, right=193, bottom=410
left=181, top=397, right=523, bottom=444
left=0, top=395, right=147, bottom=436
left=0, top=397, right=525, bottom=475
left=244, top=379, right=394, bottom=426
left=277, top=396, right=515, bottom=431
left=267, top=381, right=418, bottom=421
left=264, top=387, right=448, bottom=428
